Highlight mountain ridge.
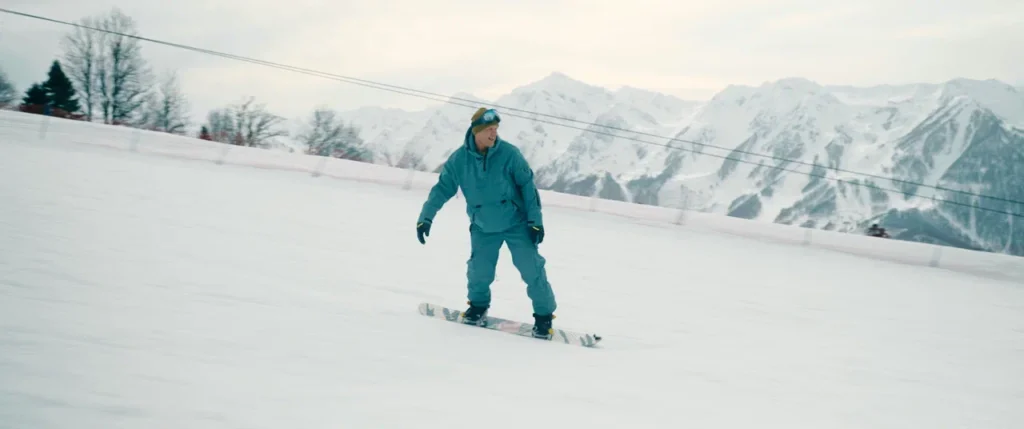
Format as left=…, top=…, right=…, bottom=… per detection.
left=338, top=72, right=1024, bottom=256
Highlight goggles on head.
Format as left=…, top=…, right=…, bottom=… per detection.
left=471, top=108, right=501, bottom=128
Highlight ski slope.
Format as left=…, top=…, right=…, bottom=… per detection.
left=2, top=117, right=1023, bottom=429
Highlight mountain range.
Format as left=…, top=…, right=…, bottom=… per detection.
left=337, top=72, right=1024, bottom=257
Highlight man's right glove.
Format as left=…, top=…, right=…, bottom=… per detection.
left=416, top=220, right=432, bottom=244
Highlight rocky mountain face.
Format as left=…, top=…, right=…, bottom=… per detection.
left=339, top=73, right=1024, bottom=257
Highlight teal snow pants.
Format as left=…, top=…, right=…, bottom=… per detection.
left=466, top=222, right=557, bottom=316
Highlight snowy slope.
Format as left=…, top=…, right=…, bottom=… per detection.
left=652, top=78, right=1024, bottom=256
left=533, top=85, right=700, bottom=201
left=3, top=127, right=1024, bottom=428
left=340, top=93, right=492, bottom=169
left=336, top=73, right=1024, bottom=256
left=341, top=72, right=700, bottom=170
left=938, top=78, right=1024, bottom=129
left=333, top=105, right=431, bottom=166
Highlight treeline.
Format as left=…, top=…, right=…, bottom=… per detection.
left=0, top=7, right=371, bottom=162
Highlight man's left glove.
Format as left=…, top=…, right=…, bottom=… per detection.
left=528, top=222, right=544, bottom=245
left=417, top=220, right=432, bottom=244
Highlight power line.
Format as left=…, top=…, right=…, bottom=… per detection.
left=11, top=5, right=1013, bottom=207
left=3, top=7, right=1022, bottom=220
left=498, top=114, right=1024, bottom=219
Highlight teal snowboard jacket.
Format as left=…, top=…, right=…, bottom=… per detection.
left=417, top=128, right=543, bottom=233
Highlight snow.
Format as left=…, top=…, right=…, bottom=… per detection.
left=2, top=111, right=1024, bottom=428
left=826, top=83, right=938, bottom=107
left=339, top=74, right=1022, bottom=248
left=338, top=105, right=432, bottom=165
left=941, top=78, right=1024, bottom=129
left=340, top=72, right=701, bottom=174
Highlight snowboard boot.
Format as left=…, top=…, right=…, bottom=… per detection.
left=532, top=313, right=555, bottom=339
left=462, top=302, right=489, bottom=326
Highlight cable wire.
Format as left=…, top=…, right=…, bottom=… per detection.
left=2, top=7, right=1022, bottom=220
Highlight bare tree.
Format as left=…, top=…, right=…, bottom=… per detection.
left=0, top=67, right=15, bottom=108
left=298, top=106, right=370, bottom=160
left=60, top=8, right=152, bottom=125
left=204, top=97, right=287, bottom=147
left=205, top=108, right=235, bottom=143
left=95, top=8, right=152, bottom=125
left=139, top=71, right=190, bottom=134
left=59, top=15, right=101, bottom=121
left=233, top=97, right=288, bottom=147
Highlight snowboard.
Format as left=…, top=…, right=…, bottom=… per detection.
left=418, top=302, right=602, bottom=348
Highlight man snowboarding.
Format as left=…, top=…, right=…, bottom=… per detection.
left=415, top=107, right=557, bottom=339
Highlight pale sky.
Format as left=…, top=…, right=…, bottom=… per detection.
left=2, top=0, right=1022, bottom=131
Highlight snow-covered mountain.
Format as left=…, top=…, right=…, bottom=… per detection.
left=341, top=72, right=700, bottom=172
left=339, top=73, right=1024, bottom=257
left=340, top=92, right=489, bottom=170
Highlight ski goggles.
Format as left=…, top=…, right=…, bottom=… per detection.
left=471, top=108, right=501, bottom=128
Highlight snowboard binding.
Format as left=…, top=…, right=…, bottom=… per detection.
left=461, top=303, right=489, bottom=327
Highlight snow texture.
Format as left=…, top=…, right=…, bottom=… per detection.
left=1, top=111, right=1024, bottom=429
left=339, top=74, right=1024, bottom=256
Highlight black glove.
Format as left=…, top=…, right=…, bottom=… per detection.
left=417, top=220, right=432, bottom=244
left=528, top=222, right=544, bottom=245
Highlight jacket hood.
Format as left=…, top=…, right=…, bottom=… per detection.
left=463, top=126, right=503, bottom=158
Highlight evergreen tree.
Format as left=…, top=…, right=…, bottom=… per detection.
left=42, top=60, right=81, bottom=113
left=21, top=83, right=48, bottom=107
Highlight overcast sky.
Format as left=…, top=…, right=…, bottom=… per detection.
left=2, top=0, right=1022, bottom=129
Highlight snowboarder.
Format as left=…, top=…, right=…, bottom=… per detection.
left=415, top=107, right=557, bottom=339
